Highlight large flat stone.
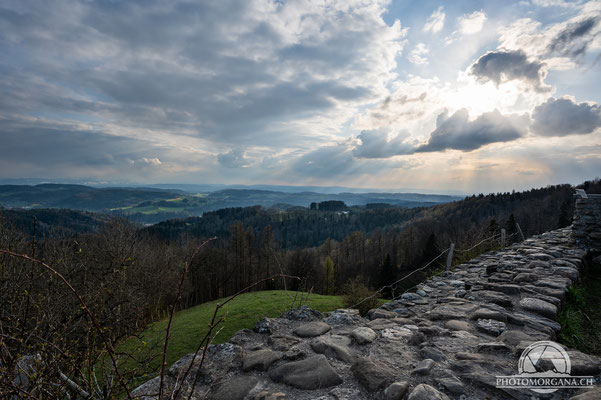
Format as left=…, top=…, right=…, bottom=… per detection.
left=519, top=297, right=558, bottom=319
left=351, top=327, right=377, bottom=344
left=242, top=349, right=280, bottom=372
left=293, top=321, right=331, bottom=338
left=269, top=354, right=342, bottom=390
left=351, top=357, right=397, bottom=392
left=407, top=384, right=450, bottom=400
left=310, top=335, right=355, bottom=363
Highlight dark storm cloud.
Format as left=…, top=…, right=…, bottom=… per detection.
left=469, top=50, right=550, bottom=92
left=547, top=17, right=600, bottom=58
left=352, top=129, right=414, bottom=158
left=531, top=97, right=601, bottom=136
left=416, top=109, right=528, bottom=152
left=0, top=0, right=400, bottom=155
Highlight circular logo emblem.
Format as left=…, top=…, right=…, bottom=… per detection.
left=518, top=341, right=571, bottom=394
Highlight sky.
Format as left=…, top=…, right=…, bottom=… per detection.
left=1, top=0, right=601, bottom=193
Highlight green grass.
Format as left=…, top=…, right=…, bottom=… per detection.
left=557, top=261, right=601, bottom=355
left=116, top=290, right=344, bottom=377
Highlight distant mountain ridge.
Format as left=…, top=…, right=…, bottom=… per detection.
left=0, top=183, right=461, bottom=223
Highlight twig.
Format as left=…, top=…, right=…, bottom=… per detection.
left=158, top=237, right=217, bottom=400
left=0, top=379, right=43, bottom=400
left=0, top=248, right=134, bottom=400
left=169, top=273, right=299, bottom=400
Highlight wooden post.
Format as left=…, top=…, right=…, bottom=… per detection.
left=445, top=243, right=455, bottom=273
left=516, top=223, right=525, bottom=242
left=501, top=228, right=506, bottom=247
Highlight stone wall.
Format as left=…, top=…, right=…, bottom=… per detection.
left=133, top=228, right=601, bottom=400
left=572, top=196, right=601, bottom=252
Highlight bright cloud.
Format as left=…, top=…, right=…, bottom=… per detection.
left=458, top=11, right=487, bottom=35
left=423, top=6, right=445, bottom=33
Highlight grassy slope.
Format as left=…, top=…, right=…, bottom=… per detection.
left=557, top=259, right=601, bottom=355
left=118, top=291, right=345, bottom=374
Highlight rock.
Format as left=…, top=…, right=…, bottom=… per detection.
left=208, top=376, right=259, bottom=400
left=325, top=309, right=362, bottom=325
left=455, top=289, right=467, bottom=298
left=253, top=390, right=289, bottom=400
left=528, top=260, right=550, bottom=269
left=470, top=308, right=507, bottom=322
left=283, top=346, right=306, bottom=361
left=419, top=346, right=445, bottom=361
left=281, top=305, right=324, bottom=321
left=567, top=351, right=601, bottom=375
left=293, top=321, right=331, bottom=338
left=253, top=317, right=275, bottom=334
left=474, top=290, right=513, bottom=307
left=477, top=342, right=510, bottom=353
left=328, top=387, right=363, bottom=399
left=269, top=354, right=342, bottom=390
left=570, top=387, right=601, bottom=400
left=483, top=283, right=520, bottom=295
left=407, top=384, right=450, bottom=400
left=242, top=349, right=280, bottom=371
left=133, top=376, right=176, bottom=399
left=519, top=297, right=558, bottom=319
left=476, top=318, right=507, bottom=336
left=351, top=327, right=377, bottom=344
left=401, top=292, right=422, bottom=301
left=426, top=303, right=478, bottom=320
left=385, top=381, right=410, bottom=400
left=411, top=359, right=435, bottom=375
left=445, top=320, right=473, bottom=331
left=495, top=330, right=532, bottom=347
left=368, top=309, right=398, bottom=320
left=269, top=335, right=301, bottom=351
left=552, top=266, right=579, bottom=281
left=381, top=325, right=415, bottom=340
left=407, top=331, right=426, bottom=345
left=437, top=376, right=464, bottom=395
left=513, top=273, right=538, bottom=283
left=416, top=289, right=427, bottom=297
left=351, top=357, right=396, bottom=392
left=310, top=336, right=355, bottom=363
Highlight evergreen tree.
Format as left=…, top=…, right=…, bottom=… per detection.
left=379, top=254, right=396, bottom=298
left=505, top=213, right=518, bottom=242
left=421, top=233, right=440, bottom=267
left=557, top=201, right=571, bottom=228
left=487, top=219, right=500, bottom=237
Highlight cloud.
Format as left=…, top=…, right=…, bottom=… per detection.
left=218, top=149, right=252, bottom=168
left=352, top=129, right=414, bottom=158
left=531, top=97, right=601, bottom=136
left=408, top=43, right=429, bottom=65
left=547, top=16, right=600, bottom=58
left=458, top=11, right=487, bottom=35
left=499, top=4, right=601, bottom=62
left=417, top=109, right=528, bottom=152
left=423, top=6, right=445, bottom=33
left=141, top=157, right=162, bottom=166
left=469, top=50, right=551, bottom=92
left=289, top=145, right=356, bottom=177
left=0, top=0, right=408, bottom=179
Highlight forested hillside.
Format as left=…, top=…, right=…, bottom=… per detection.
left=1, top=179, right=599, bottom=397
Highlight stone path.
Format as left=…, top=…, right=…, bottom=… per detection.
left=133, top=228, right=601, bottom=399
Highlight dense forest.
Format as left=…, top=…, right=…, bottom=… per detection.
left=1, top=179, right=600, bottom=397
